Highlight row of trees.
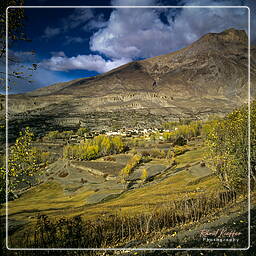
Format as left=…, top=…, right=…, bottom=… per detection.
left=44, top=128, right=91, bottom=141
left=162, top=119, right=192, bottom=130
left=44, top=130, right=74, bottom=140
left=119, top=154, right=142, bottom=179
left=163, top=121, right=202, bottom=142
left=63, top=135, right=126, bottom=161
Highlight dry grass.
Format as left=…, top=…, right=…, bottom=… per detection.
left=9, top=190, right=237, bottom=248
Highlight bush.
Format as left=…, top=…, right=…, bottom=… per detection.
left=141, top=168, right=148, bottom=181
left=120, top=154, right=142, bottom=178
left=61, top=131, right=73, bottom=139
left=45, top=131, right=59, bottom=140
left=172, top=145, right=190, bottom=156
left=14, top=190, right=237, bottom=248
left=44, top=130, right=74, bottom=140
left=163, top=121, right=180, bottom=130
left=141, top=150, right=150, bottom=157
left=150, top=148, right=166, bottom=158
left=173, top=136, right=187, bottom=146
left=104, top=156, right=116, bottom=161
left=0, top=128, right=46, bottom=204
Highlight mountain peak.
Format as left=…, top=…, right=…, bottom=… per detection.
left=200, top=28, right=247, bottom=44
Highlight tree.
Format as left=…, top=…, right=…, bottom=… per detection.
left=140, top=168, right=148, bottom=182
left=0, top=0, right=37, bottom=90
left=0, top=127, right=43, bottom=204
left=111, top=136, right=125, bottom=153
left=204, top=101, right=255, bottom=191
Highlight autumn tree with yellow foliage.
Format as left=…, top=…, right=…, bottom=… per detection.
left=204, top=101, right=255, bottom=192
left=0, top=127, right=44, bottom=204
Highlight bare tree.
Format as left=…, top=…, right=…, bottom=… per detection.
left=0, top=0, right=37, bottom=89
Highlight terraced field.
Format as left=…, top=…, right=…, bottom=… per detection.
left=2, top=143, right=221, bottom=234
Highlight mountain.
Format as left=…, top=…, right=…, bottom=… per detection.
left=2, top=28, right=256, bottom=137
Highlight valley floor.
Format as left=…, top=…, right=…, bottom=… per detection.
left=0, top=137, right=252, bottom=251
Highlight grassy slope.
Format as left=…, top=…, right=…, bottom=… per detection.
left=2, top=146, right=221, bottom=224
left=2, top=143, right=252, bottom=252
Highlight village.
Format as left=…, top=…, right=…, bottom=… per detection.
left=66, top=127, right=175, bottom=144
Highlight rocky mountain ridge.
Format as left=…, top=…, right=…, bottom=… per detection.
left=1, top=28, right=255, bottom=139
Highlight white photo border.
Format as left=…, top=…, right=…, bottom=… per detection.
left=5, top=5, right=251, bottom=251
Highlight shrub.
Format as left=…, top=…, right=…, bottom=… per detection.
left=150, top=148, right=166, bottom=158
left=44, top=130, right=74, bottom=140
left=173, top=136, right=187, bottom=146
left=163, top=121, right=202, bottom=142
left=61, top=131, right=73, bottom=139
left=76, top=127, right=89, bottom=136
left=45, top=131, right=59, bottom=140
left=104, top=156, right=116, bottom=161
left=120, top=154, right=142, bottom=178
left=15, top=190, right=237, bottom=249
left=141, top=150, right=150, bottom=157
left=140, top=168, right=148, bottom=181
left=163, top=121, right=180, bottom=130
left=172, top=145, right=190, bottom=156
left=0, top=128, right=46, bottom=203
left=166, top=148, right=174, bottom=159
left=163, top=131, right=176, bottom=142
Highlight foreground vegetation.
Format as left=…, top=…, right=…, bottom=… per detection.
left=10, top=190, right=237, bottom=248
left=1, top=101, right=254, bottom=250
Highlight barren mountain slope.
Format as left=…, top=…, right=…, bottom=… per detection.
left=2, top=28, right=256, bottom=138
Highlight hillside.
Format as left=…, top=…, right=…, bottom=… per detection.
left=2, top=28, right=256, bottom=140
left=1, top=31, right=254, bottom=250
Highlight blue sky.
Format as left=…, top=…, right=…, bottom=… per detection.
left=3, top=0, right=256, bottom=94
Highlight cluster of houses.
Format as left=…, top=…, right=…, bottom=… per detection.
left=64, top=128, right=173, bottom=142
left=47, top=128, right=175, bottom=144
left=76, top=127, right=173, bottom=141
left=105, top=128, right=167, bottom=137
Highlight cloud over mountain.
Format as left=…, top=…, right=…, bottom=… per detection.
left=42, top=53, right=131, bottom=73
left=33, top=0, right=255, bottom=88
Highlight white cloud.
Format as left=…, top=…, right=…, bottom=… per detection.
left=83, top=13, right=108, bottom=31
left=89, top=0, right=249, bottom=61
left=41, top=0, right=251, bottom=74
left=42, top=9, right=94, bottom=40
left=63, top=9, right=94, bottom=30
left=42, top=54, right=131, bottom=73
left=169, top=0, right=249, bottom=47
left=90, top=7, right=173, bottom=59
left=64, top=36, right=85, bottom=45
left=50, top=51, right=66, bottom=57
left=42, top=26, right=61, bottom=38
